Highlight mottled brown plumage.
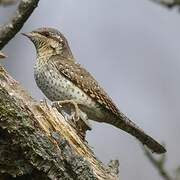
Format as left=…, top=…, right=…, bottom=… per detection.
left=52, top=55, right=119, bottom=116
left=23, top=27, right=166, bottom=154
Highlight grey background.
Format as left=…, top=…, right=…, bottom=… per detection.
left=0, top=0, right=179, bottom=179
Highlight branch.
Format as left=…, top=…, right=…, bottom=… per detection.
left=0, top=0, right=40, bottom=50
left=143, top=147, right=173, bottom=180
left=150, top=0, right=180, bottom=8
left=0, top=65, right=119, bottom=179
left=0, top=0, right=18, bottom=6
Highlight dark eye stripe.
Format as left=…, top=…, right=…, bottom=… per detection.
left=37, top=31, right=50, bottom=37
left=36, top=31, right=65, bottom=46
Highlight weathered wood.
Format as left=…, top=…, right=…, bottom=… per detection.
left=0, top=65, right=119, bottom=180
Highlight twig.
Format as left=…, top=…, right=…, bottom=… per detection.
left=143, top=146, right=173, bottom=180
left=0, top=0, right=40, bottom=50
left=0, top=0, right=18, bottom=6
left=150, top=0, right=180, bottom=8
left=175, top=166, right=180, bottom=180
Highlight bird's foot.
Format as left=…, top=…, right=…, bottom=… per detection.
left=51, top=100, right=91, bottom=140
left=39, top=98, right=53, bottom=112
left=73, top=110, right=92, bottom=140
left=40, top=98, right=49, bottom=107
left=52, top=100, right=80, bottom=122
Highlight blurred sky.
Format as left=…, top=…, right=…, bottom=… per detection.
left=0, top=0, right=180, bottom=179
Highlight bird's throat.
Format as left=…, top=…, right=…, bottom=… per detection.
left=36, top=47, right=55, bottom=61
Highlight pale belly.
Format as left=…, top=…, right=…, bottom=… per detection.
left=34, top=62, right=110, bottom=122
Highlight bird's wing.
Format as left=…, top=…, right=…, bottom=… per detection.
left=50, top=55, right=166, bottom=154
left=50, top=55, right=120, bottom=117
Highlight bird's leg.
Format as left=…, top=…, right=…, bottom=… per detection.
left=76, top=110, right=92, bottom=131
left=52, top=100, right=91, bottom=140
left=71, top=109, right=92, bottom=140
left=52, top=100, right=80, bottom=122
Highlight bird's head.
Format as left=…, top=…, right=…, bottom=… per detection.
left=22, top=27, right=73, bottom=59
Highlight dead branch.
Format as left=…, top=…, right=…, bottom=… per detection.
left=150, top=0, right=180, bottom=8
left=0, top=0, right=40, bottom=50
left=143, top=147, right=173, bottom=180
left=0, top=0, right=18, bottom=6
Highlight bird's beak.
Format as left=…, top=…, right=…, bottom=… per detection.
left=21, top=32, right=33, bottom=39
left=22, top=32, right=39, bottom=46
left=22, top=31, right=45, bottom=49
left=0, top=51, right=6, bottom=59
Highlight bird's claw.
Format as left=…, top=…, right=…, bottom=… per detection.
left=51, top=100, right=91, bottom=140
left=51, top=101, right=62, bottom=109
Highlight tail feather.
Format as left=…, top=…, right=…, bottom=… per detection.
left=112, top=113, right=166, bottom=154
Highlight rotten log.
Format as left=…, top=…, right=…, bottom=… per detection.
left=0, top=65, right=119, bottom=179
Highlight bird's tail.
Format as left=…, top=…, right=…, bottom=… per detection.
left=110, top=113, right=166, bottom=154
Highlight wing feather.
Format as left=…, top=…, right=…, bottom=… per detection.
left=50, top=55, right=120, bottom=116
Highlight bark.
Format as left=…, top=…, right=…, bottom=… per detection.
left=0, top=0, right=18, bottom=6
left=0, top=0, right=40, bottom=49
left=0, top=65, right=119, bottom=180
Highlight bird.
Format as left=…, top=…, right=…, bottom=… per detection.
left=22, top=27, right=166, bottom=154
